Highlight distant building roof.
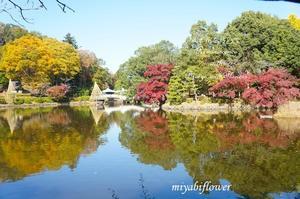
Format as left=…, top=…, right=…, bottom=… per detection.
left=102, top=88, right=115, bottom=94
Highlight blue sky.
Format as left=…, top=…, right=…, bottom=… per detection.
left=0, top=0, right=299, bottom=72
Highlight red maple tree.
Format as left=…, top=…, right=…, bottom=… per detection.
left=135, top=64, right=173, bottom=109
left=242, top=68, right=300, bottom=108
left=210, top=68, right=300, bottom=108
left=46, top=84, right=69, bottom=102
left=209, top=73, right=256, bottom=100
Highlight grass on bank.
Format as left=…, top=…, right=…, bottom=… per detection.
left=0, top=94, right=91, bottom=105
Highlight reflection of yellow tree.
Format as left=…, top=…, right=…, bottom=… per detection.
left=0, top=109, right=23, bottom=133
left=0, top=129, right=84, bottom=181
left=0, top=107, right=109, bottom=182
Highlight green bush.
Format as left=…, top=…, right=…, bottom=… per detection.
left=72, top=96, right=90, bottom=102
left=34, top=97, right=53, bottom=103
left=76, top=88, right=90, bottom=96
left=13, top=96, right=54, bottom=105
left=23, top=97, right=32, bottom=104
left=197, top=95, right=212, bottom=104
left=14, top=98, right=25, bottom=105
left=0, top=96, right=6, bottom=104
left=186, top=98, right=194, bottom=103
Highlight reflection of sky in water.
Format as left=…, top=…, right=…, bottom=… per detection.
left=0, top=107, right=299, bottom=199
left=272, top=192, right=300, bottom=199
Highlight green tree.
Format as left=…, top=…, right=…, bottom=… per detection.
left=0, top=72, right=8, bottom=92
left=63, top=33, right=78, bottom=49
left=222, top=11, right=300, bottom=76
left=168, top=21, right=222, bottom=104
left=115, top=40, right=178, bottom=99
left=70, top=49, right=113, bottom=96
left=92, top=66, right=113, bottom=90
left=0, top=22, right=28, bottom=45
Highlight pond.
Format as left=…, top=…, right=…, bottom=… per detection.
left=0, top=106, right=299, bottom=199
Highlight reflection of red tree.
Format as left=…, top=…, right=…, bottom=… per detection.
left=136, top=111, right=168, bottom=136
left=213, top=113, right=299, bottom=149
left=47, top=110, right=71, bottom=126
left=135, top=111, right=174, bottom=150
left=81, top=138, right=99, bottom=156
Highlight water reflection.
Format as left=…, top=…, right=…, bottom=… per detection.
left=0, top=107, right=109, bottom=182
left=0, top=107, right=299, bottom=199
left=119, top=111, right=178, bottom=170
left=118, top=110, right=300, bottom=199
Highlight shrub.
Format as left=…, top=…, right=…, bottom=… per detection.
left=0, top=96, right=6, bottom=104
left=23, top=97, right=32, bottom=104
left=72, top=96, right=90, bottom=102
left=12, top=96, right=54, bottom=105
left=46, top=84, right=69, bottom=102
left=186, top=98, right=194, bottom=103
left=14, top=98, right=25, bottom=105
left=76, top=88, right=90, bottom=96
left=197, top=95, right=212, bottom=104
left=33, top=97, right=53, bottom=103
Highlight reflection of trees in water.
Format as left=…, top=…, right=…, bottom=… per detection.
left=89, top=106, right=106, bottom=125
left=119, top=110, right=178, bottom=170
left=119, top=110, right=300, bottom=199
left=0, top=109, right=23, bottom=133
left=203, top=142, right=300, bottom=199
left=211, top=112, right=300, bottom=149
left=0, top=107, right=110, bottom=182
left=0, top=107, right=299, bottom=198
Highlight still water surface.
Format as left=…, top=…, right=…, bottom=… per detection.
left=0, top=106, right=299, bottom=199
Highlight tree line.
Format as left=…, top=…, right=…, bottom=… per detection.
left=115, top=11, right=300, bottom=108
left=0, top=22, right=113, bottom=101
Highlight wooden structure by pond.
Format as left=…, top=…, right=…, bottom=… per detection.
left=90, top=82, right=127, bottom=109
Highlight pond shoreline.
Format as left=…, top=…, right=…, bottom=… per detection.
left=0, top=101, right=91, bottom=109
left=162, top=102, right=252, bottom=113
left=162, top=101, right=300, bottom=118
left=1, top=101, right=300, bottom=119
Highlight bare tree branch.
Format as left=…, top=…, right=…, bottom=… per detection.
left=0, top=0, right=74, bottom=24
left=56, top=0, right=74, bottom=12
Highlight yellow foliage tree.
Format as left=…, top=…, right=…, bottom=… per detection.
left=288, top=14, right=300, bottom=30
left=0, top=35, right=80, bottom=94
left=44, top=38, right=80, bottom=83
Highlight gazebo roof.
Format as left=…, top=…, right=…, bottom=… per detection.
left=102, top=88, right=115, bottom=93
